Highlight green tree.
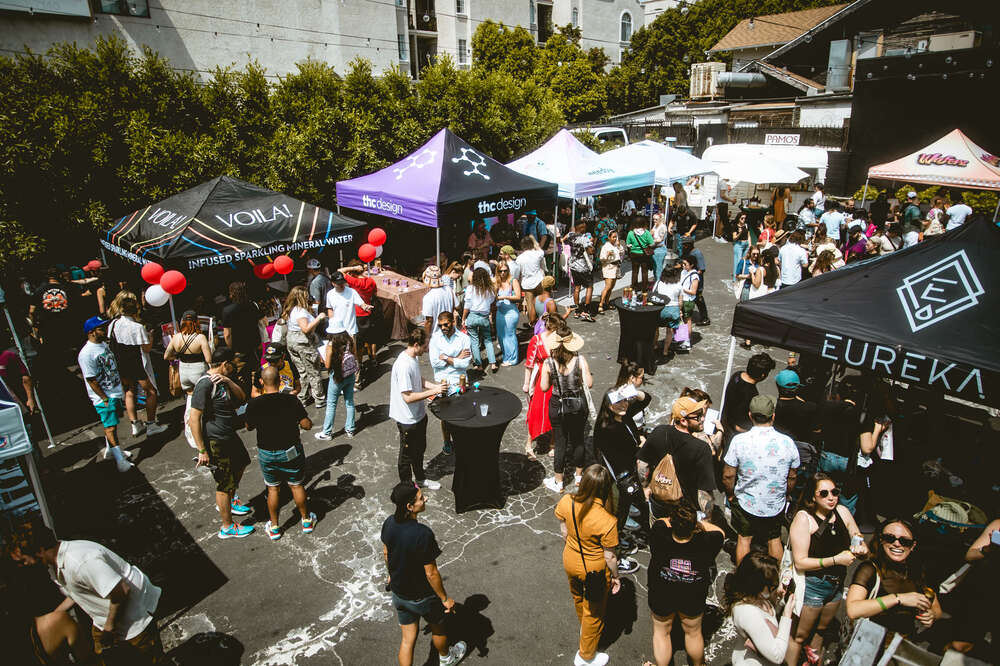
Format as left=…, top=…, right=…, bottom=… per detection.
left=470, top=20, right=538, bottom=80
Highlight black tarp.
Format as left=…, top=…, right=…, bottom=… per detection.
left=101, top=175, right=366, bottom=271
left=732, top=219, right=1000, bottom=406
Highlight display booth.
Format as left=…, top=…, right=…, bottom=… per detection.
left=336, top=128, right=558, bottom=262
left=861, top=128, right=1000, bottom=220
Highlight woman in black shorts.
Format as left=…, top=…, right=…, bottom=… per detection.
left=646, top=500, right=724, bottom=666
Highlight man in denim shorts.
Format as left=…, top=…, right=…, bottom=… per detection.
left=244, top=366, right=316, bottom=541
left=77, top=316, right=133, bottom=473
left=189, top=346, right=253, bottom=539
left=381, top=483, right=466, bottom=666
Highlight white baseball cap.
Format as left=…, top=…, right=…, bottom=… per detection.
left=907, top=191, right=917, bottom=199
left=306, top=258, right=321, bottom=269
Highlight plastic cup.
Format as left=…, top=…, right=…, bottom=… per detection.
left=480, top=403, right=488, bottom=417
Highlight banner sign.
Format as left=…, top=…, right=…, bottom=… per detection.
left=765, top=133, right=800, bottom=146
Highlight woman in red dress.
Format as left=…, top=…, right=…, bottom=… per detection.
left=522, top=312, right=566, bottom=460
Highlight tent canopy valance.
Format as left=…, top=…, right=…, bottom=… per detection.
left=731, top=219, right=1000, bottom=406
left=335, top=128, right=558, bottom=228
left=866, top=129, right=1000, bottom=191
left=702, top=143, right=812, bottom=185
left=506, top=128, right=656, bottom=198
left=102, top=175, right=366, bottom=271
left=602, top=140, right=718, bottom=186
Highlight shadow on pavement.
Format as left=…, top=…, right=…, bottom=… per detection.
left=600, top=577, right=638, bottom=650
left=166, top=631, right=244, bottom=665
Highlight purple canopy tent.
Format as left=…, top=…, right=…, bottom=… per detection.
left=335, top=128, right=558, bottom=260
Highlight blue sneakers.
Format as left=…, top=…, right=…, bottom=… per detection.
left=230, top=499, right=251, bottom=516
left=218, top=523, right=254, bottom=539
left=264, top=521, right=282, bottom=541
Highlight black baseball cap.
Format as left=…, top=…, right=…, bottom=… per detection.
left=263, top=342, right=286, bottom=362
left=211, top=346, right=235, bottom=364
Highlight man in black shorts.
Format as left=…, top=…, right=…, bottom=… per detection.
left=381, top=483, right=466, bottom=666
left=563, top=220, right=596, bottom=320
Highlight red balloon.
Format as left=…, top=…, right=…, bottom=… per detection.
left=160, top=270, right=187, bottom=295
left=86, top=260, right=102, bottom=271
left=368, top=228, right=387, bottom=247
left=140, top=262, right=164, bottom=285
left=253, top=263, right=276, bottom=279
left=358, top=243, right=377, bottom=263
left=273, top=255, right=294, bottom=275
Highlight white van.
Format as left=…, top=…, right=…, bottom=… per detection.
left=572, top=126, right=629, bottom=147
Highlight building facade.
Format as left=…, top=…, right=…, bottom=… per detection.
left=0, top=0, right=642, bottom=80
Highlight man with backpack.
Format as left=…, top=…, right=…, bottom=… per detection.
left=189, top=346, right=253, bottom=539
left=638, top=396, right=716, bottom=522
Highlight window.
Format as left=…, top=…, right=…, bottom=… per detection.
left=458, top=39, right=467, bottom=64
left=398, top=34, right=409, bottom=61
left=620, top=11, right=632, bottom=42
left=456, top=0, right=466, bottom=14
left=529, top=0, right=535, bottom=27
left=571, top=6, right=578, bottom=27
left=93, top=0, right=150, bottom=17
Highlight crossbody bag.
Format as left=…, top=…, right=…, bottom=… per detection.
left=571, top=500, right=606, bottom=603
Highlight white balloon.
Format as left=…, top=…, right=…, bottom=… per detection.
left=145, top=284, right=169, bottom=307
left=374, top=245, right=384, bottom=258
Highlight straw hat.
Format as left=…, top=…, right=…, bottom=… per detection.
left=552, top=331, right=584, bottom=352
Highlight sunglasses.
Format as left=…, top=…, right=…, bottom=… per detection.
left=881, top=533, right=915, bottom=548
left=686, top=412, right=705, bottom=421
left=817, top=488, right=841, bottom=498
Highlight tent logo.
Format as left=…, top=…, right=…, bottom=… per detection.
left=452, top=148, right=490, bottom=180
left=393, top=149, right=436, bottom=180
left=916, top=153, right=969, bottom=168
left=897, top=250, right=984, bottom=332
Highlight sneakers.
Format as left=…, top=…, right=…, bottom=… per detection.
left=438, top=641, right=467, bottom=666
left=543, top=476, right=563, bottom=493
left=145, top=422, right=169, bottom=436
left=442, top=441, right=453, bottom=455
left=628, top=504, right=641, bottom=519
left=625, top=516, right=641, bottom=531
left=116, top=459, right=134, bottom=473
left=314, top=402, right=326, bottom=410
left=574, top=651, right=609, bottom=666
left=218, top=523, right=254, bottom=539
left=130, top=421, right=146, bottom=436
left=302, top=512, right=317, bottom=534
left=417, top=479, right=441, bottom=490
left=264, top=520, right=282, bottom=541
left=679, top=341, right=692, bottom=351
left=103, top=443, right=133, bottom=461
left=217, top=499, right=252, bottom=516
left=314, top=431, right=333, bottom=441
left=618, top=556, right=640, bottom=575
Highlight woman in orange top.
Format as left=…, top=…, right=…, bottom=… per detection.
left=554, top=465, right=621, bottom=666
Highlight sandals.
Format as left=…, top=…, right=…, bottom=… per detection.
left=525, top=446, right=538, bottom=462
left=580, top=313, right=596, bottom=322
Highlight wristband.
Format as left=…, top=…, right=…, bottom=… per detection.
left=198, top=449, right=207, bottom=454
left=876, top=597, right=887, bottom=611
left=818, top=557, right=824, bottom=568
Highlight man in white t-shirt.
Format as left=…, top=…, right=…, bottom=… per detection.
left=945, top=194, right=973, bottom=231
left=390, top=328, right=444, bottom=489
left=811, top=183, right=825, bottom=209
left=9, top=520, right=163, bottom=663
left=78, top=316, right=133, bottom=472
left=325, top=272, right=372, bottom=337
left=421, top=265, right=455, bottom=337
left=777, top=232, right=809, bottom=287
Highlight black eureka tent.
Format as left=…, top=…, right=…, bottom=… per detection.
left=729, top=219, right=1000, bottom=406
left=102, top=175, right=366, bottom=271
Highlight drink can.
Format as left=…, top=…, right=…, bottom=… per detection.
left=851, top=534, right=864, bottom=550
left=780, top=569, right=793, bottom=588
left=922, top=586, right=935, bottom=602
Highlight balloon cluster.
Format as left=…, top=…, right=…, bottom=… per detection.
left=358, top=228, right=386, bottom=263
left=252, top=254, right=295, bottom=279
left=140, top=262, right=186, bottom=307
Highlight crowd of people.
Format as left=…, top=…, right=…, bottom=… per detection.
left=0, top=181, right=994, bottom=666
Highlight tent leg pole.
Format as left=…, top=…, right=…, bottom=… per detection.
left=23, top=453, right=55, bottom=530
left=336, top=204, right=341, bottom=214
left=435, top=228, right=441, bottom=268
left=860, top=177, right=869, bottom=209
left=3, top=306, right=55, bottom=449
left=167, top=295, right=178, bottom=334
left=554, top=202, right=560, bottom=283
left=100, top=246, right=108, bottom=266
left=717, top=336, right=738, bottom=416
left=993, top=199, right=999, bottom=222
left=650, top=185, right=655, bottom=223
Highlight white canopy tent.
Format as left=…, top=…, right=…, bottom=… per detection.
left=707, top=155, right=809, bottom=185
left=603, top=140, right=718, bottom=185
left=506, top=129, right=655, bottom=198
left=702, top=143, right=826, bottom=183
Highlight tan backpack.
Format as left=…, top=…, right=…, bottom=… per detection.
left=649, top=452, right=683, bottom=502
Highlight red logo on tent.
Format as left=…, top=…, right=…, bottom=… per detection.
left=981, top=152, right=1000, bottom=167
left=916, top=153, right=969, bottom=168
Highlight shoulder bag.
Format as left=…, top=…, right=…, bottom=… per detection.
left=571, top=500, right=606, bottom=603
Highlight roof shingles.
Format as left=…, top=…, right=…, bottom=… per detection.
left=708, top=4, right=846, bottom=53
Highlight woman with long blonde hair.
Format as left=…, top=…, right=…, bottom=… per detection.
left=282, top=285, right=327, bottom=408
left=107, top=291, right=167, bottom=437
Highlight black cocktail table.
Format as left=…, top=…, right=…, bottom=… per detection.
left=429, top=386, right=522, bottom=512
left=612, top=297, right=663, bottom=375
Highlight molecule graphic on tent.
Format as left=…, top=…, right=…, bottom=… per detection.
left=452, top=148, right=490, bottom=180
left=393, top=149, right=437, bottom=180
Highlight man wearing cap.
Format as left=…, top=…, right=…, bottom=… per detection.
left=723, top=395, right=800, bottom=564
left=78, top=316, right=133, bottom=473
left=252, top=342, right=300, bottom=397
left=421, top=266, right=455, bottom=338
left=381, top=483, right=467, bottom=666
left=326, top=271, right=372, bottom=339
left=901, top=191, right=923, bottom=247
left=190, top=346, right=254, bottom=539
left=638, top=396, right=716, bottom=520
left=306, top=259, right=331, bottom=308
left=520, top=213, right=549, bottom=248
left=773, top=369, right=818, bottom=445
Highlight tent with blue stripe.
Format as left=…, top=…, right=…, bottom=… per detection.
left=101, top=175, right=366, bottom=271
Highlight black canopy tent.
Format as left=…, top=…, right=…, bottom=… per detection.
left=726, top=219, right=1000, bottom=407
left=101, top=175, right=366, bottom=272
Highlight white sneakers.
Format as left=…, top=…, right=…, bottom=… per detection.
left=417, top=479, right=442, bottom=490
left=574, top=651, right=609, bottom=666
left=438, top=641, right=467, bottom=666
left=132, top=421, right=168, bottom=437
left=543, top=476, right=563, bottom=493
left=131, top=421, right=145, bottom=436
